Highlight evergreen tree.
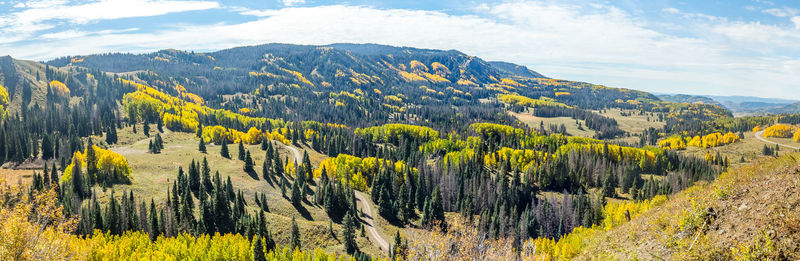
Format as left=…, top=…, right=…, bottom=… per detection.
left=149, top=199, right=159, bottom=240
left=189, top=160, right=200, bottom=193
left=198, top=138, right=206, bottom=153
left=244, top=150, right=254, bottom=173
left=238, top=140, right=246, bottom=161
left=291, top=180, right=302, bottom=206
left=202, top=157, right=213, bottom=192
left=290, top=217, right=301, bottom=251
left=41, top=134, right=53, bottom=160
left=342, top=212, right=357, bottom=254
left=86, top=138, right=97, bottom=185
left=220, top=139, right=230, bottom=159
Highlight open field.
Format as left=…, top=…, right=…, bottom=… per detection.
left=595, top=108, right=665, bottom=134
left=509, top=110, right=597, bottom=138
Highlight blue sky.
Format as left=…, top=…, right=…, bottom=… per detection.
left=1, top=0, right=799, bottom=99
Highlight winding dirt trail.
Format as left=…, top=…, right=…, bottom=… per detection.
left=283, top=143, right=390, bottom=253
left=754, top=130, right=800, bottom=150
left=354, top=191, right=391, bottom=253
left=284, top=144, right=302, bottom=163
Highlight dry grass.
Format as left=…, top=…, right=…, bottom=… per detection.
left=577, top=153, right=800, bottom=260
left=509, top=110, right=597, bottom=138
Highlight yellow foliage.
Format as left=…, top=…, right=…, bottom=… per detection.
left=469, top=122, right=526, bottom=139
left=0, top=84, right=8, bottom=119
left=355, top=123, right=439, bottom=144
left=280, top=68, right=314, bottom=87
left=153, top=56, right=170, bottom=62
left=674, top=132, right=740, bottom=149
left=498, top=94, right=571, bottom=108
left=384, top=95, right=403, bottom=104
left=484, top=147, right=549, bottom=174
left=500, top=78, right=522, bottom=87
left=431, top=62, right=450, bottom=74
left=62, top=145, right=133, bottom=184
left=554, top=91, right=571, bottom=96
left=761, top=124, right=798, bottom=138
left=80, top=230, right=362, bottom=260
left=0, top=180, right=82, bottom=260
left=49, top=80, right=71, bottom=97
left=314, top=154, right=415, bottom=191
left=70, top=57, right=84, bottom=63
left=421, top=72, right=450, bottom=84
left=457, top=78, right=477, bottom=86
left=409, top=60, right=429, bottom=72
left=658, top=136, right=687, bottom=150
left=398, top=70, right=427, bottom=82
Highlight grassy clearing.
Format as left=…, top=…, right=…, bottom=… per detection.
left=596, top=108, right=665, bottom=134
left=509, top=110, right=596, bottom=138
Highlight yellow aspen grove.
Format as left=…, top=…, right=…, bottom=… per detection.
left=0, top=84, right=8, bottom=119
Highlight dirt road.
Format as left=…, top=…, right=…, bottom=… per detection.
left=354, top=191, right=390, bottom=253
left=754, top=130, right=800, bottom=150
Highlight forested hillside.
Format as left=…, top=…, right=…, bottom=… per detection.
left=0, top=43, right=789, bottom=260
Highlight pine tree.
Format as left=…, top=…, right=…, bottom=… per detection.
left=143, top=123, right=150, bottom=137
left=189, top=160, right=200, bottom=193
left=41, top=134, right=53, bottom=160
left=290, top=217, right=301, bottom=251
left=238, top=140, right=246, bottom=161
left=262, top=157, right=270, bottom=180
left=291, top=180, right=302, bottom=206
left=244, top=150, right=254, bottom=173
left=106, top=125, right=118, bottom=145
left=198, top=138, right=206, bottom=153
left=86, top=138, right=97, bottom=185
left=423, top=186, right=446, bottom=230
left=196, top=123, right=203, bottom=138
left=202, top=157, right=213, bottom=192
left=342, top=212, right=357, bottom=254
left=220, top=139, right=230, bottom=159
left=149, top=199, right=159, bottom=240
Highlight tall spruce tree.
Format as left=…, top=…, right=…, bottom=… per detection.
left=220, top=139, right=230, bottom=159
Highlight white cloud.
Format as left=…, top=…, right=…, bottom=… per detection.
left=712, top=21, right=800, bottom=47
left=0, top=0, right=219, bottom=44
left=280, top=0, right=305, bottom=7
left=763, top=7, right=798, bottom=17
left=662, top=7, right=680, bottom=14
left=793, top=16, right=800, bottom=29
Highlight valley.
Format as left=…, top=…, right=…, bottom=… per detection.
left=1, top=43, right=799, bottom=260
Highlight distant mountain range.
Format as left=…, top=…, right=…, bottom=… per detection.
left=657, top=94, right=800, bottom=115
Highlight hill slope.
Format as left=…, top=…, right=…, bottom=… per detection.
left=578, top=153, right=800, bottom=260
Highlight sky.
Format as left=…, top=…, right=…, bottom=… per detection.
left=1, top=0, right=799, bottom=99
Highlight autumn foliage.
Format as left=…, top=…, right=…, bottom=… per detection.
left=49, top=80, right=71, bottom=97
left=761, top=124, right=799, bottom=139
left=0, top=84, right=8, bottom=119
left=659, top=132, right=740, bottom=150
left=62, top=145, right=133, bottom=184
